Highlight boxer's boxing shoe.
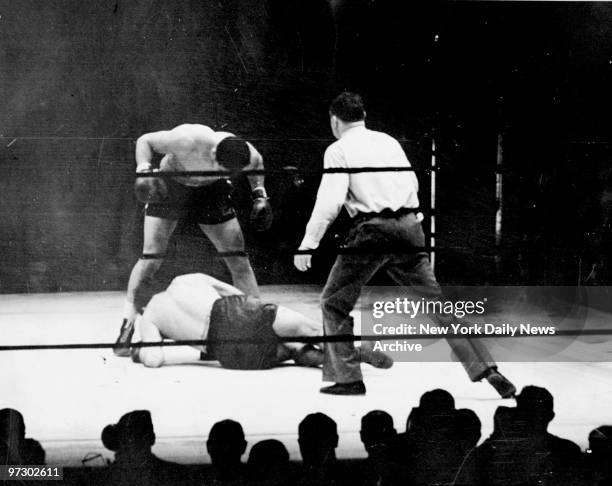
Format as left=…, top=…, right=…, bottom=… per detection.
left=113, top=319, right=134, bottom=357
left=485, top=369, right=517, bottom=399
left=358, top=342, right=394, bottom=369
left=320, top=381, right=366, bottom=395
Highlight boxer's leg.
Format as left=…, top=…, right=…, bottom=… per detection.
left=199, top=218, right=259, bottom=297
left=272, top=305, right=322, bottom=351
left=272, top=306, right=391, bottom=368
left=135, top=316, right=201, bottom=368
left=115, top=216, right=178, bottom=356
left=275, top=343, right=324, bottom=367
left=271, top=306, right=324, bottom=367
left=126, top=216, right=178, bottom=314
left=134, top=314, right=165, bottom=368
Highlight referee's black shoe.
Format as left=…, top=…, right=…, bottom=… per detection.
left=113, top=319, right=134, bottom=357
left=320, top=381, right=366, bottom=395
left=485, top=369, right=516, bottom=399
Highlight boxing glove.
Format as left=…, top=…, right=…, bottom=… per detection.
left=134, top=169, right=168, bottom=203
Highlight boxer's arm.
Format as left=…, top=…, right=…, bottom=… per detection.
left=138, top=313, right=201, bottom=367
left=245, top=143, right=265, bottom=192
left=135, top=130, right=190, bottom=172
left=246, top=144, right=274, bottom=230
left=243, top=143, right=263, bottom=188
left=137, top=314, right=166, bottom=368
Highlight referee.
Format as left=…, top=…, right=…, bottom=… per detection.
left=294, top=92, right=516, bottom=397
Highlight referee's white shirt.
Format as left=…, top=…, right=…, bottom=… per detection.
left=299, top=125, right=420, bottom=250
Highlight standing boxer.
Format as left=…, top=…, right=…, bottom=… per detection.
left=294, top=92, right=516, bottom=396
left=114, top=124, right=272, bottom=356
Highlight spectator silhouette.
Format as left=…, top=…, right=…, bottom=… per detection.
left=464, top=386, right=582, bottom=485
left=454, top=408, right=481, bottom=454
left=359, top=410, right=403, bottom=486
left=205, top=419, right=247, bottom=485
left=418, top=388, right=455, bottom=413
left=400, top=389, right=467, bottom=486
left=404, top=388, right=456, bottom=437
left=246, top=439, right=291, bottom=486
left=449, top=408, right=482, bottom=486
left=516, top=386, right=582, bottom=482
left=297, top=412, right=353, bottom=486
left=100, top=410, right=184, bottom=486
left=0, top=408, right=45, bottom=465
left=361, top=410, right=398, bottom=457
left=583, top=425, right=612, bottom=486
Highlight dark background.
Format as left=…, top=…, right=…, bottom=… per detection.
left=0, top=0, right=610, bottom=293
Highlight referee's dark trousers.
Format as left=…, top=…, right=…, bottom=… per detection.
left=321, top=211, right=496, bottom=384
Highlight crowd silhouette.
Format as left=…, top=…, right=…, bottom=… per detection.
left=1, top=386, right=610, bottom=486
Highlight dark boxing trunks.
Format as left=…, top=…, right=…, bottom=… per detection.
left=145, top=178, right=236, bottom=225
left=207, top=295, right=280, bottom=370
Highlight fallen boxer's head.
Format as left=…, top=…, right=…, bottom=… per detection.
left=219, top=295, right=277, bottom=327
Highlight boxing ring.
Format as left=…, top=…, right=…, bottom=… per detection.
left=2, top=285, right=612, bottom=467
